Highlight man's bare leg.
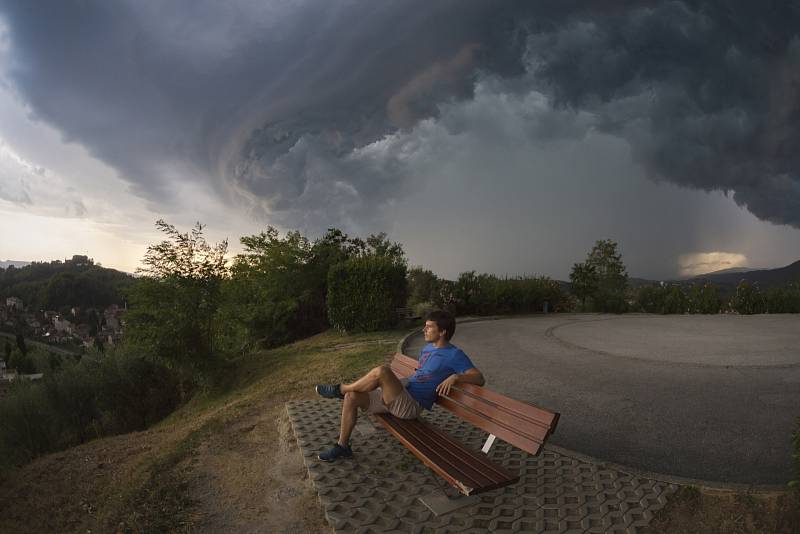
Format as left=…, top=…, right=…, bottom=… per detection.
left=338, top=391, right=370, bottom=446
left=340, top=365, right=405, bottom=405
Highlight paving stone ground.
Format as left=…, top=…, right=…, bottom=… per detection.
left=287, top=400, right=678, bottom=534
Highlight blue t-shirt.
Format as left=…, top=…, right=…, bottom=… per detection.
left=406, top=343, right=476, bottom=410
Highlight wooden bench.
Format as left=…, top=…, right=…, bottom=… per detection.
left=372, top=352, right=560, bottom=508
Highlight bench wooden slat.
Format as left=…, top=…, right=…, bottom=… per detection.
left=390, top=352, right=417, bottom=377
left=395, top=415, right=514, bottom=483
left=374, top=414, right=518, bottom=495
left=437, top=396, right=544, bottom=456
left=456, top=383, right=560, bottom=436
left=387, top=417, right=504, bottom=488
left=438, top=389, right=556, bottom=456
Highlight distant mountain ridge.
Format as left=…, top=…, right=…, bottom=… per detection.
left=695, top=266, right=759, bottom=276
left=691, top=259, right=800, bottom=288
left=627, top=260, right=800, bottom=298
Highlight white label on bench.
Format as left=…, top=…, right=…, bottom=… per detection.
left=481, top=434, right=497, bottom=454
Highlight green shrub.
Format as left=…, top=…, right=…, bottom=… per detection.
left=327, top=256, right=407, bottom=332
left=0, top=382, right=57, bottom=468
left=662, top=285, right=688, bottom=314
left=687, top=282, right=722, bottom=314
left=635, top=284, right=668, bottom=313
left=729, top=280, right=766, bottom=314
left=451, top=272, right=563, bottom=316
left=764, top=284, right=800, bottom=313
left=0, top=348, right=180, bottom=473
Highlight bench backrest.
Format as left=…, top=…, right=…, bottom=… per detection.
left=390, top=352, right=559, bottom=457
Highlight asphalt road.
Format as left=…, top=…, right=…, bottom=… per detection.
left=405, top=313, right=800, bottom=485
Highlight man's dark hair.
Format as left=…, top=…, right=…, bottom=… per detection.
left=426, top=310, right=455, bottom=340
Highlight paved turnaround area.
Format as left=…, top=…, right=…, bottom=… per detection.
left=406, top=314, right=800, bottom=486
left=288, top=400, right=677, bottom=533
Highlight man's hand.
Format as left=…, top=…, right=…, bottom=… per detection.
left=436, top=373, right=460, bottom=397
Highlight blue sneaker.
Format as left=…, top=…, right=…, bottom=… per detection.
left=315, top=384, right=344, bottom=399
left=318, top=443, right=353, bottom=462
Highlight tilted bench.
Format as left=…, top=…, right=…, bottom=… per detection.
left=372, top=352, right=560, bottom=511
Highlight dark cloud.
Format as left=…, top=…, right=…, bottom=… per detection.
left=521, top=1, right=800, bottom=227
left=1, top=0, right=799, bottom=235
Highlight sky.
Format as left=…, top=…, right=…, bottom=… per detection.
left=0, top=1, right=799, bottom=280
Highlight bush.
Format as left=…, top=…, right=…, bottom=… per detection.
left=327, top=256, right=407, bottom=332
left=764, top=284, right=800, bottom=313
left=635, top=284, right=668, bottom=313
left=451, top=272, right=563, bottom=316
left=407, top=267, right=441, bottom=308
left=662, top=285, right=688, bottom=314
left=687, top=282, right=722, bottom=314
left=0, top=348, right=180, bottom=472
left=729, top=280, right=766, bottom=315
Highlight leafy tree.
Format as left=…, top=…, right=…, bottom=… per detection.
left=729, top=280, right=766, bottom=315
left=635, top=284, right=666, bottom=313
left=327, top=256, right=407, bottom=332
left=224, top=227, right=320, bottom=350
left=407, top=267, right=440, bottom=308
left=125, top=220, right=228, bottom=381
left=687, top=282, right=722, bottom=314
left=454, top=271, right=482, bottom=315
left=573, top=239, right=628, bottom=312
left=569, top=262, right=599, bottom=308
left=15, top=332, right=27, bottom=356
left=662, top=285, right=688, bottom=314
left=764, top=284, right=800, bottom=313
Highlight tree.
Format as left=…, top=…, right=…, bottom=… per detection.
left=3, top=340, right=11, bottom=361
left=15, top=332, right=27, bottom=356
left=729, top=280, right=765, bottom=315
left=687, top=282, right=722, bottom=314
left=573, top=240, right=628, bottom=312
left=407, top=267, right=441, bottom=307
left=225, top=227, right=320, bottom=349
left=125, top=220, right=228, bottom=379
left=569, top=262, right=599, bottom=308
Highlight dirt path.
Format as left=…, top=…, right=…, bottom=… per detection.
left=179, top=401, right=329, bottom=533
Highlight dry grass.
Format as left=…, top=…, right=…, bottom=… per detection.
left=645, top=485, right=800, bottom=534
left=0, top=328, right=412, bottom=533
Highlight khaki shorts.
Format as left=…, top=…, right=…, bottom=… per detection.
left=361, top=382, right=422, bottom=420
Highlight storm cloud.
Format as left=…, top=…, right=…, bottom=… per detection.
left=1, top=1, right=799, bottom=240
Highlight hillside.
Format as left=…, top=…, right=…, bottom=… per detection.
left=0, top=257, right=134, bottom=311
left=0, top=328, right=406, bottom=533
left=692, top=260, right=800, bottom=288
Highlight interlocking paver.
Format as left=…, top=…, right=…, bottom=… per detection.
left=287, top=400, right=679, bottom=533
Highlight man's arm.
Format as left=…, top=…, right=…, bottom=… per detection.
left=435, top=367, right=485, bottom=396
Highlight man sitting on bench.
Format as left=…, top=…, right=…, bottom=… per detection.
left=315, top=310, right=486, bottom=462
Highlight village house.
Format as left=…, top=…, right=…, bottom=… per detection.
left=43, top=310, right=59, bottom=323
left=65, top=254, right=92, bottom=266
left=5, top=296, right=23, bottom=311
left=44, top=327, right=68, bottom=344
left=53, top=315, right=73, bottom=335
left=104, top=304, right=124, bottom=331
